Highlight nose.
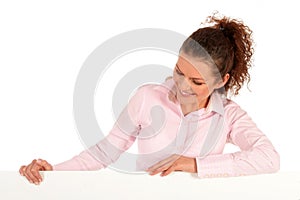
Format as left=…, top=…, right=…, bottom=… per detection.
left=178, top=76, right=192, bottom=91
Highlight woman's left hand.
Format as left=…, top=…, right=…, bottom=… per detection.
left=146, top=154, right=197, bottom=176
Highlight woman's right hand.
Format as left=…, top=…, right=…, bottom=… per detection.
left=19, top=159, right=53, bottom=185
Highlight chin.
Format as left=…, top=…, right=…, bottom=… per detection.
left=177, top=94, right=199, bottom=105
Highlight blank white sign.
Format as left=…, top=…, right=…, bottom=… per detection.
left=1, top=170, right=300, bottom=200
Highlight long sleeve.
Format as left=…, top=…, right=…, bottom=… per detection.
left=196, top=103, right=280, bottom=178
left=53, top=86, right=147, bottom=171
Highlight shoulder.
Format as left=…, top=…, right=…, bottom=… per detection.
left=223, top=98, right=249, bottom=123
left=132, top=80, right=173, bottom=99
left=223, top=98, right=242, bottom=112
left=127, top=82, right=173, bottom=120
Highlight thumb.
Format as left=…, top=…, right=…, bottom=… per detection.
left=36, top=159, right=53, bottom=171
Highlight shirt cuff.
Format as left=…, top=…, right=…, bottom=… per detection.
left=196, top=154, right=236, bottom=178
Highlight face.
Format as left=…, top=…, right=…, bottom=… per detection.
left=173, top=52, right=222, bottom=110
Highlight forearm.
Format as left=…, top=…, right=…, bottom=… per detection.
left=53, top=134, right=133, bottom=171
left=53, top=150, right=106, bottom=171
left=196, top=144, right=280, bottom=178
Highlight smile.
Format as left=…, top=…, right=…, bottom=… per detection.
left=179, top=89, right=196, bottom=97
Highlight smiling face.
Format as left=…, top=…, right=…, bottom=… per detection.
left=173, top=51, right=227, bottom=114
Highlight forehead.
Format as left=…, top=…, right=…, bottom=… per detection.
left=177, top=52, right=212, bottom=80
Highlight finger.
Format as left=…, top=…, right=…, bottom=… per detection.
left=19, top=165, right=26, bottom=176
left=25, top=160, right=42, bottom=184
left=150, top=155, right=183, bottom=176
left=31, top=164, right=43, bottom=183
left=147, top=154, right=179, bottom=172
left=161, top=165, right=176, bottom=177
left=147, top=160, right=172, bottom=175
left=149, top=159, right=176, bottom=176
left=23, top=163, right=35, bottom=184
left=24, top=160, right=38, bottom=184
left=37, top=159, right=53, bottom=171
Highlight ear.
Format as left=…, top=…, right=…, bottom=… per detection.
left=215, top=73, right=230, bottom=89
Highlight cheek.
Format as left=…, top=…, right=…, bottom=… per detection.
left=173, top=71, right=179, bottom=81
left=173, top=72, right=182, bottom=87
left=192, top=85, right=210, bottom=97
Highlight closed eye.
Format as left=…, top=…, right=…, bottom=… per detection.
left=192, top=81, right=204, bottom=85
left=175, top=67, right=184, bottom=76
left=175, top=65, right=205, bottom=86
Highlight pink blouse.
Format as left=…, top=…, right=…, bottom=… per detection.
left=54, top=79, right=280, bottom=178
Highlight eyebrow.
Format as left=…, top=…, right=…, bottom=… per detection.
left=176, top=64, right=205, bottom=81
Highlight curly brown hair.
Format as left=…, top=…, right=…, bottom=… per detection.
left=180, top=13, right=254, bottom=96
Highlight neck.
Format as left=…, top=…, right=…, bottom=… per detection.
left=180, top=97, right=210, bottom=116
left=180, top=103, right=198, bottom=116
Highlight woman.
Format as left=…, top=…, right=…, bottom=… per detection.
left=20, top=13, right=280, bottom=184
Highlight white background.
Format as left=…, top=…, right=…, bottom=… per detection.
left=0, top=0, right=299, bottom=171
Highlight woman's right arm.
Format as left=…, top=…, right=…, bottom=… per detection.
left=20, top=86, right=147, bottom=184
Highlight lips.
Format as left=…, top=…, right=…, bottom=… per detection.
left=179, top=89, right=196, bottom=97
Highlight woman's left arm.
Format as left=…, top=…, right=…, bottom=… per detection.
left=147, top=104, right=280, bottom=178
left=195, top=104, right=280, bottom=178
